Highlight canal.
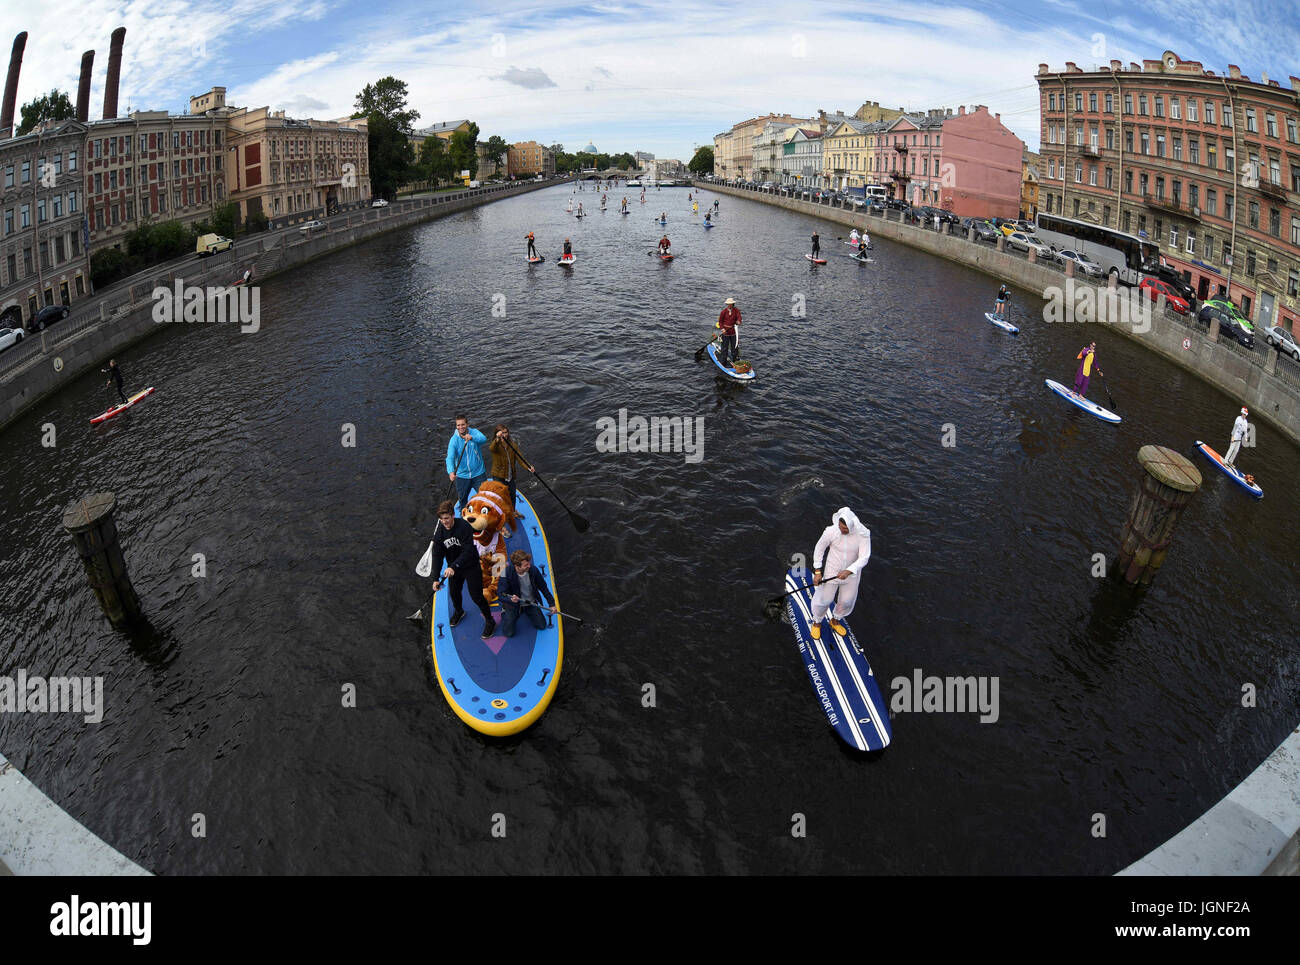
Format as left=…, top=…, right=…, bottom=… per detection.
left=0, top=182, right=1296, bottom=873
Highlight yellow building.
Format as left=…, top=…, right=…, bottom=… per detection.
left=823, top=119, right=875, bottom=190
left=853, top=100, right=906, bottom=124
left=408, top=120, right=473, bottom=156
left=1021, top=150, right=1040, bottom=221
left=507, top=141, right=554, bottom=178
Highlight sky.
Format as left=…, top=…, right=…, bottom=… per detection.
left=6, top=0, right=1299, bottom=160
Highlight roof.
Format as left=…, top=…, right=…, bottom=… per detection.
left=413, top=120, right=471, bottom=136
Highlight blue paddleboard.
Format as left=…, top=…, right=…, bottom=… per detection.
left=983, top=312, right=1019, bottom=334
left=783, top=569, right=892, bottom=751
left=706, top=342, right=756, bottom=381
left=431, top=491, right=563, bottom=736
left=1044, top=379, right=1120, bottom=423
left=1195, top=441, right=1263, bottom=498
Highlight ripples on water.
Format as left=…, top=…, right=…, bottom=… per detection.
left=0, top=185, right=1296, bottom=873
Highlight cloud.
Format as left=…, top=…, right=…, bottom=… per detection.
left=593, top=66, right=613, bottom=78
left=496, top=66, right=558, bottom=89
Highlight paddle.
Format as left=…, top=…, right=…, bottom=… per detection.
left=520, top=600, right=584, bottom=625
left=505, top=437, right=589, bottom=534
left=1099, top=370, right=1117, bottom=412
left=762, top=573, right=847, bottom=619
left=694, top=330, right=721, bottom=362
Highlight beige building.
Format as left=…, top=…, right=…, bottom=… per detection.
left=204, top=86, right=370, bottom=225
left=716, top=114, right=809, bottom=180
left=853, top=100, right=907, bottom=125
left=507, top=141, right=554, bottom=177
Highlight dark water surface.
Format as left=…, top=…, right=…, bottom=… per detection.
left=1, top=184, right=1296, bottom=874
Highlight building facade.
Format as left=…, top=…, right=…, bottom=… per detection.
left=1037, top=52, right=1300, bottom=332
left=507, top=141, right=554, bottom=177
left=781, top=128, right=823, bottom=186
left=0, top=119, right=93, bottom=328
left=222, top=97, right=370, bottom=225
left=717, top=114, right=810, bottom=180
left=1022, top=151, right=1040, bottom=220
left=825, top=118, right=886, bottom=190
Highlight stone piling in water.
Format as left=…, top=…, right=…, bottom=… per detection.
left=1115, top=446, right=1202, bottom=585
left=62, top=492, right=141, bottom=627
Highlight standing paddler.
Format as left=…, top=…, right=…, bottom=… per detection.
left=446, top=415, right=488, bottom=507
left=715, top=297, right=741, bottom=368
left=102, top=359, right=127, bottom=405
left=1073, top=341, right=1103, bottom=397
left=431, top=500, right=496, bottom=639
left=809, top=508, right=872, bottom=640
left=526, top=231, right=538, bottom=260
left=1225, top=406, right=1251, bottom=466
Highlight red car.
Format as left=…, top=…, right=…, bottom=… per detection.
left=1139, top=278, right=1190, bottom=314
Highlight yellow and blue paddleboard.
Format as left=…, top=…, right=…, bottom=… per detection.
left=431, top=491, right=563, bottom=736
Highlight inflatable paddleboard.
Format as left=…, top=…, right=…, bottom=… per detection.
left=843, top=253, right=874, bottom=263
left=806, top=254, right=827, bottom=264
left=843, top=240, right=871, bottom=248
left=657, top=219, right=667, bottom=225
left=431, top=491, right=563, bottom=737
left=706, top=342, right=755, bottom=382
left=1044, top=379, right=1120, bottom=423
left=983, top=312, right=1019, bottom=334
left=558, top=255, right=576, bottom=266
left=528, top=256, right=545, bottom=264
left=703, top=222, right=715, bottom=229
left=783, top=569, right=892, bottom=751
left=621, top=210, right=629, bottom=215
left=1195, top=441, right=1263, bottom=498
left=90, top=386, right=155, bottom=424
left=660, top=253, right=674, bottom=262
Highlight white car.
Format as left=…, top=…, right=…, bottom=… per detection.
left=371, top=198, right=389, bottom=208
left=1265, top=325, right=1300, bottom=361
left=299, top=220, right=325, bottom=231
left=1055, top=249, right=1103, bottom=277
left=1007, top=232, right=1055, bottom=259
left=0, top=327, right=24, bottom=353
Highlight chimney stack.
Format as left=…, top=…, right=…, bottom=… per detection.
left=102, top=26, right=125, bottom=120
left=1, top=31, right=28, bottom=138
left=76, top=50, right=94, bottom=122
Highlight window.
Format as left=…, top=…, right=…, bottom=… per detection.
left=1090, top=126, right=1099, bottom=149
left=1156, top=134, right=1166, bottom=157
left=1140, top=172, right=1149, bottom=194
left=1106, top=126, right=1115, bottom=150
left=1170, top=225, right=1178, bottom=247
left=1291, top=269, right=1299, bottom=297
left=93, top=140, right=101, bottom=159
left=1171, top=97, right=1181, bottom=119
left=109, top=170, right=117, bottom=190
left=69, top=190, right=77, bottom=213
left=1154, top=96, right=1164, bottom=118
left=173, top=160, right=179, bottom=178
left=1105, top=167, right=1114, bottom=189
left=110, top=205, right=118, bottom=226
left=1245, top=108, right=1257, bottom=132
left=1205, top=101, right=1216, bottom=125
left=1156, top=176, right=1165, bottom=199
left=1125, top=129, right=1134, bottom=152
left=1190, top=139, right=1199, bottom=164
left=54, top=235, right=64, bottom=262
left=1075, top=92, right=1083, bottom=111
left=1223, top=106, right=1233, bottom=128
left=1270, top=158, right=1281, bottom=184
left=173, top=132, right=180, bottom=149
left=1289, top=117, right=1298, bottom=143
left=1189, top=183, right=1199, bottom=208
left=1225, top=193, right=1234, bottom=219
left=1089, top=92, right=1097, bottom=112
left=1139, top=215, right=1147, bottom=236
left=1208, top=142, right=1217, bottom=168
left=1089, top=166, right=1097, bottom=185
left=1124, top=93, right=1133, bottom=114
left=1154, top=218, right=1163, bottom=239
left=1103, top=204, right=1111, bottom=225
left=1270, top=208, right=1280, bottom=237
left=52, top=194, right=61, bottom=217
left=1139, top=94, right=1148, bottom=115
left=1173, top=137, right=1182, bottom=160
left=1073, top=198, right=1080, bottom=216
left=1186, top=230, right=1195, bottom=254
left=1248, top=200, right=1259, bottom=228
left=21, top=160, right=30, bottom=183
left=1204, top=233, right=1213, bottom=258
left=1225, top=146, right=1235, bottom=172
left=53, top=153, right=62, bottom=174
left=69, top=150, right=77, bottom=171
left=1075, top=126, right=1084, bottom=146
left=3, top=165, right=10, bottom=188
left=1123, top=210, right=1131, bottom=232
left=1187, top=100, right=1198, bottom=122
left=1125, top=170, right=1133, bottom=193
left=1141, top=132, right=1150, bottom=155
left=1048, top=158, right=1055, bottom=178
left=3, top=209, right=10, bottom=234
left=1293, top=217, right=1300, bottom=245
left=1267, top=113, right=1277, bottom=137
left=1246, top=250, right=1255, bottom=276
left=23, top=248, right=31, bottom=274
left=1105, top=92, right=1113, bottom=112
left=109, top=137, right=116, bottom=157
left=140, top=134, right=147, bottom=153
left=1074, top=161, right=1082, bottom=183
left=1172, top=179, right=1181, bottom=204
left=20, top=203, right=29, bottom=227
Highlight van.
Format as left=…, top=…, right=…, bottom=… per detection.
left=196, top=233, right=234, bottom=257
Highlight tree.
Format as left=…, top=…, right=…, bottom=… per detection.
left=418, top=135, right=455, bottom=185
left=352, top=77, right=420, bottom=132
left=612, top=152, right=634, bottom=170
left=17, top=89, right=74, bottom=137
left=483, top=135, right=509, bottom=174
left=367, top=113, right=414, bottom=197
left=448, top=126, right=479, bottom=180
left=689, top=146, right=715, bottom=176
left=210, top=202, right=238, bottom=237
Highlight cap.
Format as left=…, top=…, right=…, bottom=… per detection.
left=1241, top=406, right=1249, bottom=416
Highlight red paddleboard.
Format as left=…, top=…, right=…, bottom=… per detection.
left=660, top=253, right=674, bottom=262
left=91, top=386, right=155, bottom=424
left=806, top=254, right=827, bottom=264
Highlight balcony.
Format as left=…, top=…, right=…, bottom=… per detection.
left=894, top=143, right=909, bottom=155
left=1257, top=179, right=1288, bottom=200
left=1079, top=144, right=1102, bottom=158
left=1142, top=192, right=1198, bottom=219
left=889, top=171, right=911, bottom=182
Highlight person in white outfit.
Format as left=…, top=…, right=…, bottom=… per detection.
left=809, top=507, right=872, bottom=640
left=1225, top=406, right=1250, bottom=465
left=849, top=228, right=860, bottom=245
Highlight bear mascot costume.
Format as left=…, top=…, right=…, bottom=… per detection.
left=460, top=480, right=523, bottom=603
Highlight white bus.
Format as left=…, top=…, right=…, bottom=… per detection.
left=1033, top=213, right=1155, bottom=285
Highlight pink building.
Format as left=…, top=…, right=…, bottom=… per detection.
left=867, top=105, right=1023, bottom=218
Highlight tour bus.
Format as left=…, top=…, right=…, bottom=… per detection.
left=1033, top=213, right=1154, bottom=285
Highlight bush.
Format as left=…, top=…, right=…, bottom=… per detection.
left=245, top=211, right=269, bottom=233
left=90, top=247, right=131, bottom=288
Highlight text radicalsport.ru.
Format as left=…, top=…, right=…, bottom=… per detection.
left=0, top=671, right=104, bottom=723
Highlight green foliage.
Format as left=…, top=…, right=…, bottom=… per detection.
left=89, top=247, right=130, bottom=288
left=366, top=112, right=415, bottom=198
left=16, top=89, right=75, bottom=137
left=483, top=135, right=509, bottom=165
left=418, top=135, right=455, bottom=185
left=210, top=202, right=239, bottom=238
left=688, top=146, right=715, bottom=175
left=246, top=210, right=269, bottom=232
left=448, top=129, right=479, bottom=179
left=352, top=77, right=420, bottom=132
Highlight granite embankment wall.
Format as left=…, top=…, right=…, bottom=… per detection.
left=0, top=180, right=550, bottom=433
left=702, top=181, right=1300, bottom=449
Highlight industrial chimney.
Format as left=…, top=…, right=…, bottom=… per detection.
left=1, top=31, right=28, bottom=138
left=102, top=26, right=125, bottom=120
left=76, top=50, right=94, bottom=122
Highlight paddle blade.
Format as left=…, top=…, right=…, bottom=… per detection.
left=570, top=511, right=590, bottom=533
left=415, top=540, right=434, bottom=578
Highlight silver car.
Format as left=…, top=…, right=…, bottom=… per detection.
left=1007, top=232, right=1055, bottom=259
left=1265, top=325, right=1300, bottom=361
left=1055, top=249, right=1103, bottom=277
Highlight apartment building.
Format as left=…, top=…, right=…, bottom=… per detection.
left=507, top=141, right=554, bottom=178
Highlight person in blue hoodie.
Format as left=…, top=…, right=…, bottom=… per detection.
left=446, top=415, right=488, bottom=506
left=500, top=549, right=557, bottom=637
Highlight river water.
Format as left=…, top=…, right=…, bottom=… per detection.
left=0, top=183, right=1296, bottom=874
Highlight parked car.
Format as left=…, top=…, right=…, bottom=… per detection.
left=998, top=219, right=1033, bottom=237
left=27, top=304, right=70, bottom=333
left=1198, top=302, right=1255, bottom=348
left=884, top=198, right=910, bottom=211
left=1139, top=278, right=1190, bottom=313
left=1202, top=298, right=1253, bottom=331
left=371, top=198, right=389, bottom=207
left=867, top=198, right=887, bottom=212
left=1140, top=262, right=1196, bottom=306
left=1264, top=325, right=1300, bottom=360
left=0, top=326, right=24, bottom=352
left=1006, top=232, right=1055, bottom=258
left=1055, top=249, right=1104, bottom=277
left=299, top=220, right=325, bottom=231
left=962, top=218, right=1000, bottom=242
